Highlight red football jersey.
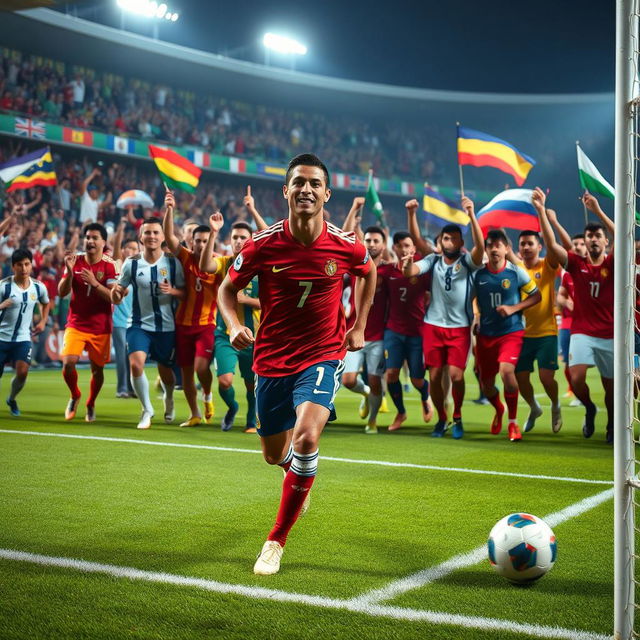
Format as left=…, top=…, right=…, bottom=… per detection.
left=364, top=269, right=389, bottom=341
left=64, top=254, right=119, bottom=334
left=565, top=252, right=613, bottom=339
left=560, top=271, right=574, bottom=330
left=228, top=219, right=372, bottom=376
left=377, top=263, right=429, bottom=336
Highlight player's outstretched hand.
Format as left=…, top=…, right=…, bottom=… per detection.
left=63, top=251, right=77, bottom=272
left=404, top=198, right=420, bottom=214
left=80, top=268, right=99, bottom=288
left=243, top=185, right=255, bottom=210
left=230, top=325, right=255, bottom=350
left=352, top=196, right=365, bottom=211
left=582, top=191, right=601, bottom=214
left=209, top=211, right=224, bottom=232
left=531, top=187, right=546, bottom=212
left=164, top=189, right=175, bottom=211
left=344, top=327, right=365, bottom=352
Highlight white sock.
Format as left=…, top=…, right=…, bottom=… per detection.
left=9, top=376, right=25, bottom=400
left=350, top=377, right=368, bottom=395
left=132, top=374, right=153, bottom=413
left=160, top=379, right=174, bottom=400
left=203, top=392, right=213, bottom=402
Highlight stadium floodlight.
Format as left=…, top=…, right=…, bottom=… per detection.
left=262, top=33, right=307, bottom=56
left=116, top=0, right=179, bottom=21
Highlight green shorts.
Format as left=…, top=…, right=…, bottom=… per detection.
left=214, top=331, right=254, bottom=380
left=515, top=335, right=559, bottom=373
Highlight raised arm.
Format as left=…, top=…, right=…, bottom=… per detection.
left=343, top=197, right=365, bottom=236
left=218, top=276, right=255, bottom=350
left=244, top=185, right=268, bottom=232
left=545, top=208, right=572, bottom=254
left=81, top=168, right=98, bottom=196
left=532, top=187, right=568, bottom=267
left=406, top=198, right=433, bottom=256
left=583, top=192, right=615, bottom=239
left=111, top=218, right=126, bottom=263
left=198, top=212, right=224, bottom=273
left=461, top=195, right=485, bottom=266
left=162, top=189, right=181, bottom=255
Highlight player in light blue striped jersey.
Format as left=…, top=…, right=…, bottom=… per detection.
left=0, top=248, right=50, bottom=416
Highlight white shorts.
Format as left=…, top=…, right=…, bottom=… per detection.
left=343, top=340, right=385, bottom=378
left=568, top=333, right=614, bottom=379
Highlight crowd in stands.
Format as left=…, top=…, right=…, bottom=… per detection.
left=0, top=46, right=446, bottom=183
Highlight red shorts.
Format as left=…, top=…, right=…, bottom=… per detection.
left=476, top=330, right=525, bottom=380
left=422, top=323, right=471, bottom=370
left=176, top=324, right=215, bottom=367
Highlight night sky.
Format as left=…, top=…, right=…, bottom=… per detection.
left=62, top=0, right=616, bottom=94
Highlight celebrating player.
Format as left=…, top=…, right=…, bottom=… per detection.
left=218, top=153, right=376, bottom=575
left=402, top=196, right=484, bottom=438
left=111, top=219, right=185, bottom=430
left=473, top=228, right=541, bottom=441
left=0, top=249, right=50, bottom=416
left=58, top=223, right=119, bottom=422
left=163, top=189, right=222, bottom=427
left=200, top=219, right=259, bottom=433
left=534, top=188, right=615, bottom=442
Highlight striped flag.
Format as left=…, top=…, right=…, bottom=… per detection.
left=476, top=189, right=539, bottom=232
left=148, top=144, right=201, bottom=193
left=63, top=127, right=93, bottom=146
left=576, top=144, right=614, bottom=199
left=1, top=147, right=57, bottom=192
left=423, top=184, right=469, bottom=228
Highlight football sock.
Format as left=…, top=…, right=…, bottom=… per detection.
left=419, top=380, right=430, bottom=402
left=388, top=380, right=406, bottom=414
left=87, top=372, right=103, bottom=408
left=160, top=379, right=174, bottom=400
left=504, top=389, right=519, bottom=421
left=350, top=376, right=368, bottom=395
left=487, top=388, right=504, bottom=413
left=268, top=449, right=318, bottom=546
left=219, top=384, right=236, bottom=410
left=63, top=368, right=81, bottom=398
left=246, top=387, right=256, bottom=426
left=9, top=375, right=25, bottom=400
left=436, top=403, right=447, bottom=422
left=278, top=443, right=294, bottom=471
left=452, top=381, right=464, bottom=419
left=203, top=391, right=213, bottom=402
left=131, top=373, right=153, bottom=413
left=368, top=392, right=382, bottom=423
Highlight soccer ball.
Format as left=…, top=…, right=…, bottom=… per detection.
left=487, top=513, right=557, bottom=584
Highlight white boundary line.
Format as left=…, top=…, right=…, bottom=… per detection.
left=351, top=487, right=614, bottom=606
left=0, top=548, right=609, bottom=640
left=0, top=429, right=613, bottom=486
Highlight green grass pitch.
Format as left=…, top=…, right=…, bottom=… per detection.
left=0, top=366, right=616, bottom=640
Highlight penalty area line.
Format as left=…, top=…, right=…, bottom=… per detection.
left=0, top=548, right=608, bottom=640
left=0, top=429, right=612, bottom=486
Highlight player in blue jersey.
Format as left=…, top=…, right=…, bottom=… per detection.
left=473, top=228, right=541, bottom=441
left=111, top=219, right=185, bottom=430
left=0, top=248, right=50, bottom=416
left=402, top=196, right=484, bottom=439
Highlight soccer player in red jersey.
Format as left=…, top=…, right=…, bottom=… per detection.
left=377, top=227, right=433, bottom=431
left=218, top=153, right=376, bottom=575
left=58, top=223, right=119, bottom=422
left=163, top=190, right=224, bottom=426
left=535, top=188, right=615, bottom=443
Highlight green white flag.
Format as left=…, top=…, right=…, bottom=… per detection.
left=365, top=170, right=384, bottom=222
left=577, top=144, right=614, bottom=199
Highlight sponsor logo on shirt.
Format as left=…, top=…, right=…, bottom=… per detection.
left=272, top=265, right=292, bottom=273
left=325, top=259, right=338, bottom=276
left=501, top=279, right=511, bottom=289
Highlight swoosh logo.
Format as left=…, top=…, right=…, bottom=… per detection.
left=312, top=389, right=330, bottom=395
left=272, top=265, right=293, bottom=273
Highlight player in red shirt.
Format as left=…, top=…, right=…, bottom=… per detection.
left=163, top=190, right=223, bottom=427
left=535, top=188, right=615, bottom=443
left=218, top=154, right=376, bottom=575
left=58, top=223, right=119, bottom=422
left=377, top=229, right=433, bottom=431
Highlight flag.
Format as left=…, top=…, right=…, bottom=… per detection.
left=365, top=170, right=384, bottom=221
left=62, top=127, right=93, bottom=146
left=423, top=184, right=469, bottom=228
left=15, top=117, right=45, bottom=139
left=107, top=135, right=135, bottom=155
left=577, top=144, right=614, bottom=199
left=148, top=144, right=201, bottom=193
left=477, top=189, right=539, bottom=232
left=3, top=148, right=56, bottom=192
left=457, top=126, right=536, bottom=186
left=0, top=147, right=51, bottom=183
left=186, top=149, right=210, bottom=168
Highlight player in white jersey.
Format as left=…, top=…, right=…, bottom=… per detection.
left=112, top=219, right=185, bottom=429
left=0, top=249, right=50, bottom=416
left=402, top=197, right=484, bottom=438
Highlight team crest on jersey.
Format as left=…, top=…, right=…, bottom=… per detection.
left=410, top=277, right=418, bottom=284
left=29, top=293, right=36, bottom=301
left=501, top=279, right=511, bottom=289
left=159, top=268, right=168, bottom=278
left=325, top=259, right=338, bottom=276
left=234, top=253, right=244, bottom=271
left=601, top=268, right=609, bottom=277
left=454, top=263, right=462, bottom=272
left=96, top=271, right=104, bottom=281
left=535, top=272, right=541, bottom=279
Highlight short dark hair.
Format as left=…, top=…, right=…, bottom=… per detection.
left=231, top=221, right=252, bottom=234
left=485, top=229, right=509, bottom=247
left=393, top=231, right=412, bottom=245
left=141, top=218, right=163, bottom=228
left=285, top=153, right=330, bottom=188
left=571, top=233, right=585, bottom=241
left=518, top=230, right=541, bottom=243
left=12, top=248, right=32, bottom=265
left=584, top=223, right=605, bottom=235
left=83, top=222, right=107, bottom=242
left=441, top=224, right=463, bottom=238
left=192, top=225, right=211, bottom=237
left=121, top=237, right=138, bottom=249
left=364, top=225, right=386, bottom=241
